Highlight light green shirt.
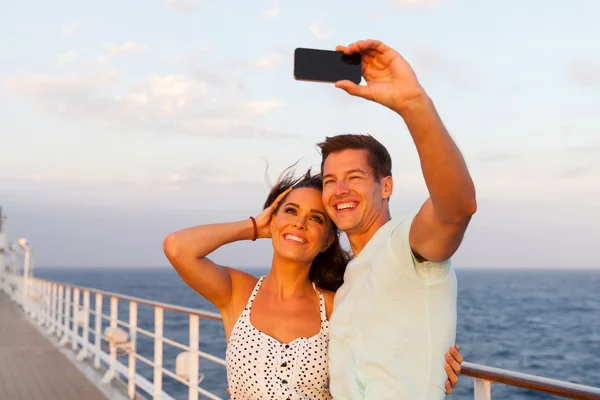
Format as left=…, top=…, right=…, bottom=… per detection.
left=328, top=215, right=457, bottom=399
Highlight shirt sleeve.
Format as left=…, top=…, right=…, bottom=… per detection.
left=389, top=213, right=452, bottom=285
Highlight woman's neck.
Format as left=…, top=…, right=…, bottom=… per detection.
left=263, top=254, right=313, bottom=299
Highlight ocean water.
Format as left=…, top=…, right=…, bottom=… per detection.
left=35, top=267, right=600, bottom=399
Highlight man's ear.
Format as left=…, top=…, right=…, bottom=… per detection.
left=381, top=176, right=393, bottom=199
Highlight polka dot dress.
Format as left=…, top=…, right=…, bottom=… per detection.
left=226, top=276, right=332, bottom=400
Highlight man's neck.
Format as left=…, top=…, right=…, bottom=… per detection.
left=347, top=213, right=391, bottom=257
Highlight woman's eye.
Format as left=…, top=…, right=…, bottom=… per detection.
left=284, top=207, right=297, bottom=215
left=311, top=216, right=323, bottom=223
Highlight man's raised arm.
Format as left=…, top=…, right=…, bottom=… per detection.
left=334, top=39, right=477, bottom=263
left=398, top=95, right=476, bottom=263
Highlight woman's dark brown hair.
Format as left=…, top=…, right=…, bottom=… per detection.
left=263, top=166, right=351, bottom=292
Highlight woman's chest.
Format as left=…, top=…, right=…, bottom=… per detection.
left=250, top=295, right=323, bottom=344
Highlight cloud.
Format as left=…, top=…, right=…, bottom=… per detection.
left=4, top=70, right=121, bottom=95
left=262, top=2, right=280, bottom=20
left=308, top=20, right=333, bottom=41
left=569, top=58, right=600, bottom=86
left=148, top=164, right=263, bottom=192
left=564, top=141, right=600, bottom=155
left=243, top=100, right=284, bottom=115
left=558, top=165, right=599, bottom=179
left=103, top=41, right=150, bottom=57
left=60, top=20, right=81, bottom=37
left=252, top=53, right=283, bottom=69
left=3, top=66, right=287, bottom=139
left=57, top=50, right=78, bottom=65
left=411, top=48, right=483, bottom=89
left=167, top=0, right=198, bottom=11
left=220, top=52, right=286, bottom=72
left=4, top=157, right=599, bottom=269
left=388, top=0, right=441, bottom=8
left=0, top=162, right=272, bottom=212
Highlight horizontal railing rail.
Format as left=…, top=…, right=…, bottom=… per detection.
left=45, top=280, right=223, bottom=321
left=461, top=362, right=600, bottom=400
left=2, top=270, right=599, bottom=400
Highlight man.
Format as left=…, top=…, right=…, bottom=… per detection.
left=319, top=40, right=476, bottom=399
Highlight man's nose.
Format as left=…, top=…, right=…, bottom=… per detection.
left=334, top=179, right=350, bottom=196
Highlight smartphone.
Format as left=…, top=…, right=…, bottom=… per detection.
left=293, top=48, right=362, bottom=84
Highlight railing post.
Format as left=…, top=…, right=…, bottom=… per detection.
left=34, top=279, right=40, bottom=320
left=61, top=287, right=71, bottom=346
left=22, top=250, right=29, bottom=313
left=83, top=290, right=90, bottom=347
left=94, top=293, right=102, bottom=369
left=42, top=281, right=47, bottom=324
left=76, top=290, right=90, bottom=361
left=153, top=307, right=164, bottom=399
left=109, top=296, right=118, bottom=376
left=40, top=281, right=45, bottom=323
left=72, top=288, right=80, bottom=351
left=35, top=279, right=41, bottom=320
left=46, top=282, right=51, bottom=325
left=128, top=301, right=137, bottom=399
left=474, top=378, right=492, bottom=400
left=48, top=283, right=57, bottom=333
left=53, top=283, right=59, bottom=333
left=56, top=285, right=64, bottom=337
left=189, top=314, right=199, bottom=400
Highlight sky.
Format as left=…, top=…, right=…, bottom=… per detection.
left=1, top=0, right=599, bottom=269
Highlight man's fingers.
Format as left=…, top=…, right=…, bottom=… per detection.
left=335, top=80, right=370, bottom=99
left=445, top=364, right=459, bottom=387
left=450, top=345, right=464, bottom=364
left=445, top=380, right=453, bottom=394
left=345, top=40, right=385, bottom=55
left=446, top=353, right=462, bottom=374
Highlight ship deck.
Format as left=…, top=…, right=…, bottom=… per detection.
left=0, top=292, right=108, bottom=400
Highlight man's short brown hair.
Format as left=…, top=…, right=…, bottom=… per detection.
left=317, top=134, right=392, bottom=180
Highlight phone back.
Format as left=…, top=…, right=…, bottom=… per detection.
left=294, top=48, right=362, bottom=84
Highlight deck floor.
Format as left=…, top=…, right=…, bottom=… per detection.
left=0, top=293, right=107, bottom=400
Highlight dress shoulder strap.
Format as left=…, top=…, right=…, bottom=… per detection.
left=243, top=276, right=265, bottom=312
left=312, top=282, right=328, bottom=323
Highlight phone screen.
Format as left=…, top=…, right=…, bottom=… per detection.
left=294, top=48, right=362, bottom=84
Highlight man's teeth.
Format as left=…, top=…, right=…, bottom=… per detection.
left=336, top=202, right=356, bottom=210
left=284, top=234, right=306, bottom=243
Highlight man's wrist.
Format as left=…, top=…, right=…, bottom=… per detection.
left=391, top=88, right=431, bottom=117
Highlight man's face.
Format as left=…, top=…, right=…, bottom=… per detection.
left=321, top=149, right=391, bottom=234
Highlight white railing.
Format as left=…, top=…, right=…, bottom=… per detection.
left=0, top=272, right=227, bottom=400
left=2, top=270, right=600, bottom=400
left=462, top=362, right=600, bottom=400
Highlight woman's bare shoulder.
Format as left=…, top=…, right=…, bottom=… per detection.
left=225, top=268, right=259, bottom=297
left=220, top=269, right=260, bottom=334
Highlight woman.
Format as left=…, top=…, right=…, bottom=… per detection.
left=163, top=168, right=462, bottom=399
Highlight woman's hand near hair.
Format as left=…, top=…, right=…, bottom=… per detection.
left=254, top=187, right=292, bottom=238
left=162, top=188, right=292, bottom=311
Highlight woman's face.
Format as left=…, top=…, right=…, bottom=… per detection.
left=270, top=187, right=335, bottom=265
